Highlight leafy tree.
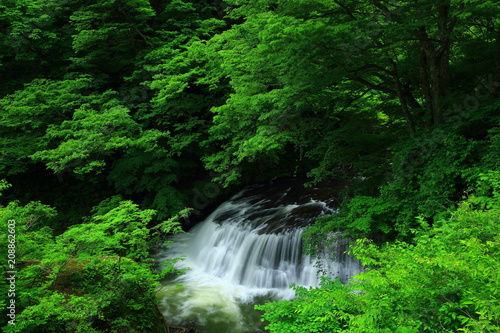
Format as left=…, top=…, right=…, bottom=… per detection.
left=69, top=0, right=155, bottom=74
left=56, top=200, right=156, bottom=260
left=0, top=75, right=95, bottom=175
left=304, top=129, right=484, bottom=243
left=194, top=0, right=499, bottom=185
left=0, top=0, right=76, bottom=95
left=31, top=92, right=167, bottom=176
left=1, top=1, right=499, bottom=331
left=0, top=0, right=231, bottom=225
left=256, top=279, right=356, bottom=333
left=143, top=2, right=228, bottom=159
left=3, top=257, right=169, bottom=333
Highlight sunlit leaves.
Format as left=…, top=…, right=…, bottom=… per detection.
left=0, top=76, right=95, bottom=174
left=55, top=200, right=154, bottom=260
left=31, top=95, right=168, bottom=174
left=0, top=193, right=184, bottom=331
left=0, top=200, right=57, bottom=261
left=262, top=174, right=500, bottom=332
left=257, top=279, right=357, bottom=333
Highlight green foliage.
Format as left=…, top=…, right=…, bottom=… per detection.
left=0, top=0, right=228, bottom=229
left=0, top=179, right=11, bottom=195
left=144, top=5, right=227, bottom=158
left=0, top=192, right=183, bottom=331
left=262, top=173, right=500, bottom=332
left=0, top=199, right=57, bottom=261
left=70, top=0, right=155, bottom=72
left=0, top=76, right=96, bottom=175
left=56, top=200, right=154, bottom=260
left=1, top=0, right=499, bottom=331
left=31, top=92, right=168, bottom=175
left=4, top=292, right=101, bottom=333
left=304, top=130, right=483, bottom=249
left=108, top=150, right=183, bottom=219
left=0, top=0, right=76, bottom=95
left=196, top=0, right=499, bottom=185
left=4, top=257, right=165, bottom=333
left=200, top=11, right=338, bottom=181
left=482, top=127, right=500, bottom=171
left=256, top=279, right=357, bottom=333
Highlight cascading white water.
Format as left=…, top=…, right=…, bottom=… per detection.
left=156, top=180, right=363, bottom=333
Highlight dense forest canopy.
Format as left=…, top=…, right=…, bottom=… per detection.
left=0, top=0, right=499, bottom=332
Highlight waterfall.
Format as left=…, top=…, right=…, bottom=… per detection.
left=156, top=180, right=363, bottom=332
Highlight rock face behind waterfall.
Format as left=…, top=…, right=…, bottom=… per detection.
left=156, top=179, right=363, bottom=333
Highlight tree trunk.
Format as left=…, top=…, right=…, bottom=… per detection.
left=390, top=60, right=416, bottom=137
left=427, top=51, right=449, bottom=125
left=493, top=29, right=500, bottom=98
left=415, top=1, right=453, bottom=126
left=419, top=47, right=434, bottom=125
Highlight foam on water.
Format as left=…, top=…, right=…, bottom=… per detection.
left=156, top=180, right=362, bottom=332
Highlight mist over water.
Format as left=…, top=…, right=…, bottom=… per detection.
left=156, top=179, right=363, bottom=332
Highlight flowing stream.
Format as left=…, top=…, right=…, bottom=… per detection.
left=156, top=179, right=363, bottom=332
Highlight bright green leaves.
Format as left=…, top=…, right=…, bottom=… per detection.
left=199, top=0, right=499, bottom=185
left=1, top=2, right=229, bottom=331
left=264, top=174, right=500, bottom=332
left=56, top=200, right=154, bottom=260
left=0, top=76, right=93, bottom=128
left=197, top=2, right=413, bottom=183
left=3, top=292, right=101, bottom=333
left=51, top=198, right=183, bottom=261
left=1, top=0, right=228, bottom=233
left=0, top=191, right=183, bottom=332
left=347, top=189, right=500, bottom=332
left=0, top=76, right=95, bottom=175
left=73, top=256, right=163, bottom=331
left=0, top=199, right=57, bottom=262
left=31, top=93, right=167, bottom=175
left=0, top=0, right=498, bottom=331
left=0, top=179, right=11, bottom=195
left=4, top=257, right=165, bottom=333
left=201, top=12, right=342, bottom=180
left=257, top=279, right=357, bottom=333
left=300, top=125, right=500, bottom=331
left=137, top=3, right=227, bottom=174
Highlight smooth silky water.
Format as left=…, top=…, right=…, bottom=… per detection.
left=156, top=179, right=363, bottom=332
